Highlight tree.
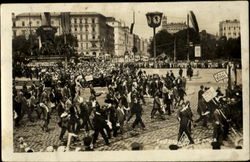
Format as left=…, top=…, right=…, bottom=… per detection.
left=175, top=28, right=200, bottom=60
left=148, top=29, right=174, bottom=58
left=54, top=33, right=78, bottom=58
left=215, top=36, right=241, bottom=60
left=148, top=28, right=200, bottom=60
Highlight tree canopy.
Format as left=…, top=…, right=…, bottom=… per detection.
left=148, top=28, right=241, bottom=60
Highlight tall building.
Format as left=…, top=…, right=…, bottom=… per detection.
left=106, top=17, right=126, bottom=56
left=140, top=38, right=149, bottom=56
left=69, top=12, right=114, bottom=56
left=161, top=15, right=187, bottom=34
left=12, top=12, right=115, bottom=57
left=12, top=13, right=62, bottom=39
left=123, top=26, right=134, bottom=55
left=219, top=19, right=240, bottom=39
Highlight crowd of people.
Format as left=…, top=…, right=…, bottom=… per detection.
left=13, top=61, right=243, bottom=151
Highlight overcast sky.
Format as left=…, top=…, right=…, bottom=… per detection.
left=90, top=2, right=241, bottom=39
left=13, top=2, right=243, bottom=39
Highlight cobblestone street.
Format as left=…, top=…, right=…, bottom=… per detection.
left=13, top=79, right=243, bottom=152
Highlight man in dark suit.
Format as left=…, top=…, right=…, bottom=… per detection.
left=177, top=101, right=194, bottom=144
left=130, top=98, right=145, bottom=129
left=92, top=107, right=110, bottom=146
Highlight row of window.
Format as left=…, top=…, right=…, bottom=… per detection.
left=224, top=32, right=240, bottom=36
left=79, top=42, right=98, bottom=49
left=77, top=34, right=96, bottom=40
left=223, top=26, right=240, bottom=30
left=72, top=26, right=96, bottom=32
left=13, top=20, right=58, bottom=27
left=73, top=18, right=96, bottom=24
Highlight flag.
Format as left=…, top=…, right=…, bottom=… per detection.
left=38, top=36, right=42, bottom=49
left=189, top=11, right=199, bottom=33
left=130, top=23, right=134, bottom=34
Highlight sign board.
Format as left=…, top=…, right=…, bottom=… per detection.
left=202, top=87, right=217, bottom=102
left=178, top=132, right=190, bottom=147
left=85, top=75, right=93, bottom=81
left=195, top=45, right=201, bottom=57
left=213, top=70, right=228, bottom=82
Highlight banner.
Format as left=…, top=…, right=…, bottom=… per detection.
left=202, top=87, right=217, bottom=102
left=85, top=75, right=93, bottom=81
left=194, top=45, right=201, bottom=57
left=178, top=132, right=190, bottom=147
left=213, top=70, right=228, bottom=82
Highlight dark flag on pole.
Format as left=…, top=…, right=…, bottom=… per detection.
left=130, top=23, right=134, bottom=34
left=189, top=11, right=199, bottom=33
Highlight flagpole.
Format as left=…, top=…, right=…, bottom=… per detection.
left=187, top=13, right=190, bottom=62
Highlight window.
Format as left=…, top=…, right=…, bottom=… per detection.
left=51, top=21, right=54, bottom=25
left=234, top=27, right=236, bottom=30
left=81, top=43, right=83, bottom=47
left=80, top=35, right=83, bottom=40
left=92, top=27, right=95, bottom=32
left=80, top=18, right=82, bottom=24
left=13, top=22, right=16, bottom=27
left=224, top=27, right=226, bottom=30
left=75, top=27, right=77, bottom=31
left=228, top=32, right=231, bottom=35
left=86, top=34, right=88, bottom=40
left=234, top=32, right=236, bottom=36
left=92, top=18, right=95, bottom=23
left=86, top=43, right=88, bottom=49
left=22, top=21, right=25, bottom=26
left=74, top=18, right=77, bottom=24
left=228, top=27, right=230, bottom=30
left=37, top=21, right=40, bottom=25
left=85, top=25, right=88, bottom=31
left=13, top=31, right=16, bottom=37
left=80, top=26, right=83, bottom=31
left=85, top=18, right=88, bottom=24
left=92, top=35, right=95, bottom=39
left=29, top=21, right=32, bottom=26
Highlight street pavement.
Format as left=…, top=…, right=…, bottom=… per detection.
left=13, top=71, right=243, bottom=152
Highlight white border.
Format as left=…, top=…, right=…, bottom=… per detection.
left=1, top=2, right=249, bottom=161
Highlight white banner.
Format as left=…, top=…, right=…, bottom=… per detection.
left=85, top=75, right=93, bottom=81
left=195, top=45, right=201, bottom=57
left=202, top=87, right=217, bottom=102
left=213, top=70, right=228, bottom=82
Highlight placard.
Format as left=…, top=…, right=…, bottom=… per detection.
left=85, top=75, right=93, bottom=81
left=202, top=87, right=217, bottom=102
left=213, top=70, right=228, bottom=82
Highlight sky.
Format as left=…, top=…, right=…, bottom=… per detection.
left=13, top=2, right=242, bottom=39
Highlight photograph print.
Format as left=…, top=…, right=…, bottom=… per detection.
left=1, top=1, right=249, bottom=161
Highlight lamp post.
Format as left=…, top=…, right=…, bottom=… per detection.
left=146, top=12, right=163, bottom=68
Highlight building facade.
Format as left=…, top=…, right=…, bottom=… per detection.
left=106, top=17, right=126, bottom=57
left=219, top=19, right=240, bottom=39
left=12, top=13, right=62, bottom=39
left=12, top=12, right=115, bottom=57
left=161, top=16, right=187, bottom=34
left=69, top=12, right=114, bottom=57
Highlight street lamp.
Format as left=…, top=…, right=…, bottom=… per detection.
left=146, top=12, right=163, bottom=68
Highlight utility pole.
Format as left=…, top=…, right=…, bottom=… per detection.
left=153, top=27, right=156, bottom=68
left=174, top=35, right=176, bottom=62
left=187, top=13, right=190, bottom=62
